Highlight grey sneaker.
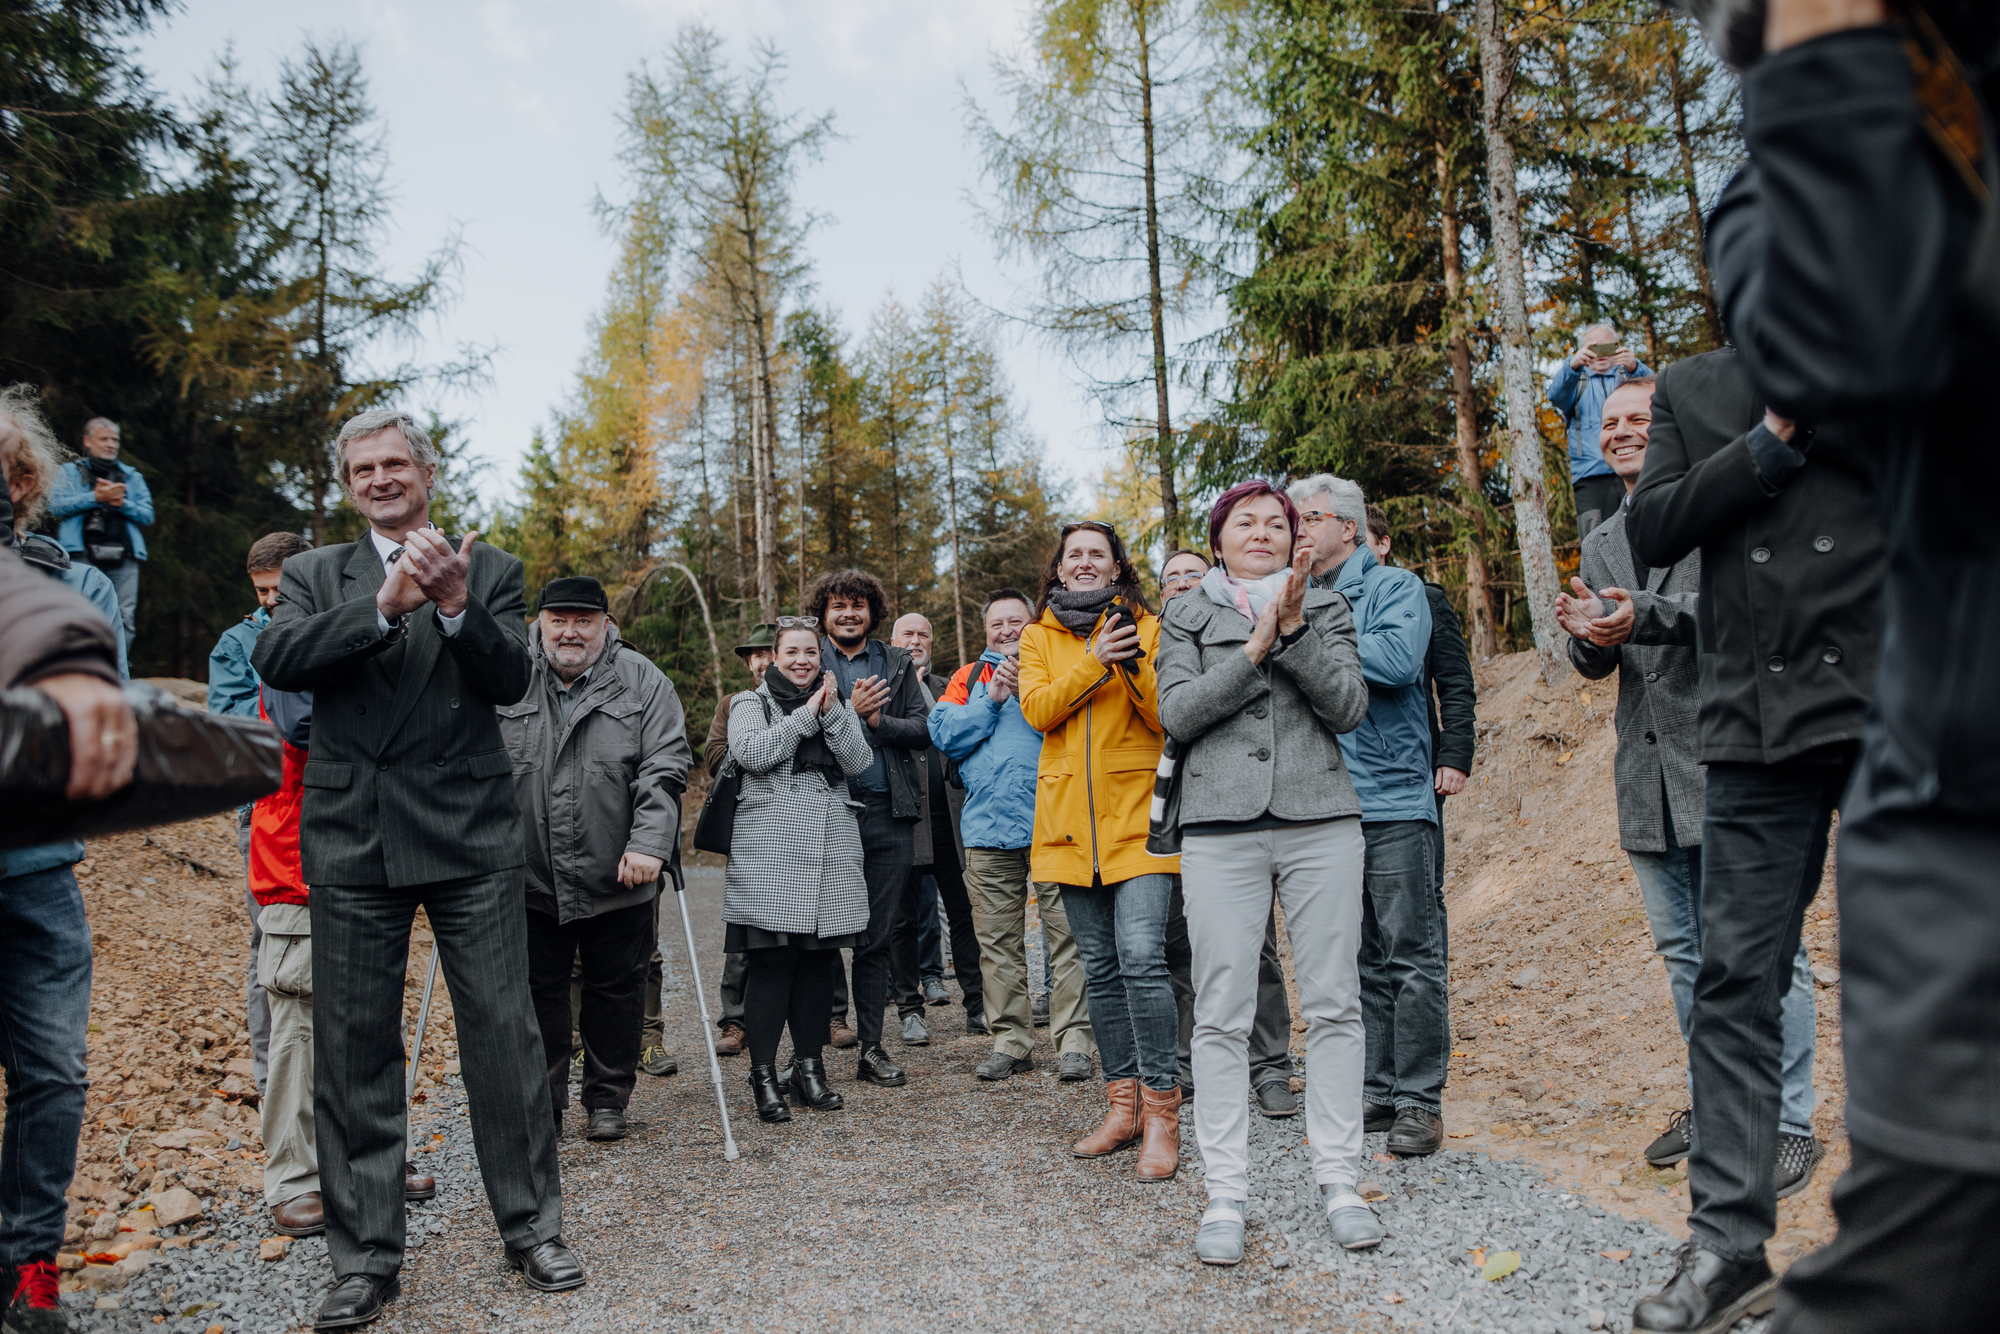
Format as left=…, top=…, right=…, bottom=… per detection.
left=922, top=978, right=951, bottom=1006
left=1320, top=1184, right=1384, bottom=1249
left=1775, top=1133, right=1825, bottom=1200
left=1195, top=1198, right=1245, bottom=1265
left=1031, top=992, right=1051, bottom=1026
left=900, top=1011, right=931, bottom=1046
left=1057, top=1051, right=1092, bottom=1081
left=976, top=1051, right=1034, bottom=1081
left=1254, top=1081, right=1300, bottom=1118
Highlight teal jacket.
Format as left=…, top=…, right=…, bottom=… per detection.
left=207, top=607, right=270, bottom=718
left=48, top=458, right=153, bottom=560
left=1316, top=547, right=1436, bottom=825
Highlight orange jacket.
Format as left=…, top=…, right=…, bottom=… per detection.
left=1017, top=606, right=1179, bottom=886
left=249, top=696, right=309, bottom=908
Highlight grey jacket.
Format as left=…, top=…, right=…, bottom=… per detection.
left=722, top=686, right=875, bottom=938
left=496, top=625, right=692, bottom=924
left=1568, top=510, right=1704, bottom=853
left=1156, top=587, right=1370, bottom=825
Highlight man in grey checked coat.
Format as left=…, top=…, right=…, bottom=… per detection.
left=254, top=410, right=580, bottom=1331
left=1556, top=377, right=1817, bottom=1187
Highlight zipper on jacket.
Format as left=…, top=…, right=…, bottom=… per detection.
left=1084, top=699, right=1100, bottom=877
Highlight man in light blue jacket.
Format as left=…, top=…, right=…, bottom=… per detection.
left=1546, top=323, right=1649, bottom=541
left=48, top=417, right=153, bottom=646
left=1290, top=474, right=1447, bottom=1157
left=930, top=588, right=1093, bottom=1082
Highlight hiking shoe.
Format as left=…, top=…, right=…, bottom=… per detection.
left=570, top=1049, right=585, bottom=1075
left=4, top=1259, right=64, bottom=1334
left=922, top=978, right=951, bottom=1006
left=1057, top=1051, right=1093, bottom=1081
left=1031, top=992, right=1051, bottom=1027
left=584, top=1108, right=628, bottom=1141
left=829, top=1016, right=860, bottom=1049
left=713, top=1021, right=746, bottom=1057
left=639, top=1044, right=677, bottom=1077
left=1385, top=1106, right=1443, bottom=1156
left=1646, top=1108, right=1692, bottom=1167
left=1775, top=1133, right=1825, bottom=1201
left=900, top=1011, right=931, bottom=1046
left=976, top=1051, right=1034, bottom=1081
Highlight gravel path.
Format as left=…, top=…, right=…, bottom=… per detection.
left=64, top=868, right=1770, bottom=1334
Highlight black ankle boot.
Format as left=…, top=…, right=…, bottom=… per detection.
left=748, top=1064, right=792, bottom=1123
left=785, top=1056, right=845, bottom=1111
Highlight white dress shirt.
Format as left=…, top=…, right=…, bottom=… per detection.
left=369, top=525, right=466, bottom=637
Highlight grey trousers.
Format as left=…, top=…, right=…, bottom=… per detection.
left=1182, top=819, right=1367, bottom=1202
left=256, top=903, right=316, bottom=1206
left=1166, top=881, right=1291, bottom=1094
left=238, top=808, right=271, bottom=1093
left=313, top=871, right=561, bottom=1278
left=79, top=553, right=138, bottom=642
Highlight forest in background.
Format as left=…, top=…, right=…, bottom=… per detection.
left=0, top=0, right=1739, bottom=702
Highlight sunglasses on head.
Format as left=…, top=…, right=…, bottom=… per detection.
left=775, top=615, right=820, bottom=630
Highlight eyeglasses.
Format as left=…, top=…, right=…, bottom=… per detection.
left=1298, top=510, right=1331, bottom=525
left=1161, top=571, right=1204, bottom=588
left=775, top=615, right=820, bottom=630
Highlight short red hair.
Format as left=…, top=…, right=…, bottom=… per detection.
left=1207, top=480, right=1300, bottom=559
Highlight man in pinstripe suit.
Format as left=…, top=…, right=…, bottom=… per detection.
left=254, top=411, right=581, bottom=1330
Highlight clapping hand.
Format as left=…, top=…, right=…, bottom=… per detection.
left=849, top=674, right=889, bottom=725
left=92, top=478, right=127, bottom=506
left=813, top=671, right=839, bottom=716
left=1555, top=576, right=1606, bottom=641
left=399, top=528, right=476, bottom=618
left=1275, top=545, right=1310, bottom=633
left=986, top=655, right=1020, bottom=704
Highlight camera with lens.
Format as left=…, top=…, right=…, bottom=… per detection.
left=77, top=455, right=131, bottom=566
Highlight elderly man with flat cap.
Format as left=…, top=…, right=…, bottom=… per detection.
left=498, top=576, right=691, bottom=1144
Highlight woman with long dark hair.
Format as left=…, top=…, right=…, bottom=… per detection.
left=724, top=619, right=875, bottom=1123
left=1018, top=521, right=1183, bottom=1180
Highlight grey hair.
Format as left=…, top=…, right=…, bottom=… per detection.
left=335, top=409, right=437, bottom=485
left=82, top=416, right=120, bottom=438
left=1286, top=473, right=1369, bottom=537
left=0, top=384, right=73, bottom=530
left=1575, top=320, right=1620, bottom=345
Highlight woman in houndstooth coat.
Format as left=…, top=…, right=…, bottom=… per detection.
left=723, top=622, right=874, bottom=1123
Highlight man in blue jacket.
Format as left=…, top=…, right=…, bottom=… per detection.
left=931, top=588, right=1094, bottom=1083
left=1290, top=474, right=1444, bottom=1156
left=1547, top=324, right=1650, bottom=541
left=208, top=531, right=314, bottom=1097
left=48, top=417, right=153, bottom=646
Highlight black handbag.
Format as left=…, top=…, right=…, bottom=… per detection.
left=691, top=693, right=768, bottom=856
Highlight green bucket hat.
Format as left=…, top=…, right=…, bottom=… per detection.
left=734, top=622, right=778, bottom=659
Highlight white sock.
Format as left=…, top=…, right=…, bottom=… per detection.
left=1201, top=1198, right=1244, bottom=1226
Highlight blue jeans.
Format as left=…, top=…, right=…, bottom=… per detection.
left=0, top=866, right=93, bottom=1265
left=913, top=874, right=945, bottom=983
left=1628, top=823, right=1817, bottom=1138
left=1061, top=874, right=1179, bottom=1090
left=1360, top=819, right=1449, bottom=1114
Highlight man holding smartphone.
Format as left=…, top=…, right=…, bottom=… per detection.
left=1547, top=324, right=1650, bottom=541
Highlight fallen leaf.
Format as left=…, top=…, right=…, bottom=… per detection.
left=1373, top=1153, right=1396, bottom=1164
left=1384, top=1292, right=1405, bottom=1304
left=1480, top=1250, right=1521, bottom=1282
left=1601, top=1249, right=1632, bottom=1262
left=1357, top=1182, right=1388, bottom=1202
left=1447, top=1128, right=1477, bottom=1139
left=1469, top=1246, right=1487, bottom=1267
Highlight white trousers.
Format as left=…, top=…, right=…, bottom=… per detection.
left=1181, top=817, right=1366, bottom=1201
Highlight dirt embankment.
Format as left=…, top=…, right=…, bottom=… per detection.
left=1428, top=650, right=1844, bottom=1263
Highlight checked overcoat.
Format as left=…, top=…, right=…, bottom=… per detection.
left=721, top=685, right=875, bottom=938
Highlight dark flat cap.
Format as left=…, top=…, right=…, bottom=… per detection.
left=538, top=576, right=608, bottom=613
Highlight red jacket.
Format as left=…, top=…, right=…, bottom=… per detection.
left=249, top=695, right=309, bottom=908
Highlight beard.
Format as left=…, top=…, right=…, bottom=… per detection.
left=828, top=620, right=868, bottom=648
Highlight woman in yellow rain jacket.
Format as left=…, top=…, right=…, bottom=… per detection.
left=1019, top=520, right=1182, bottom=1181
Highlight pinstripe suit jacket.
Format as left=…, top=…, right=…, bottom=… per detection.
left=1568, top=508, right=1704, bottom=853
left=251, top=534, right=532, bottom=887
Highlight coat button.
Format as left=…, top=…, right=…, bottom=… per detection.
left=1254, top=747, right=1271, bottom=761
left=355, top=704, right=366, bottom=715
left=1644, top=730, right=1656, bottom=744
left=1822, top=646, right=1842, bottom=664
left=1252, top=705, right=1268, bottom=719
left=1645, top=671, right=1659, bottom=683
left=1813, top=536, right=1834, bottom=553
left=1065, top=834, right=1074, bottom=842
left=1768, top=656, right=1787, bottom=673
left=1751, top=547, right=1771, bottom=563
left=435, top=757, right=446, bottom=767
left=378, top=761, right=390, bottom=771
left=449, top=698, right=460, bottom=709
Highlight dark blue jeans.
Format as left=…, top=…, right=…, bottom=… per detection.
left=0, top=865, right=93, bottom=1265
left=1359, top=819, right=1448, bottom=1114
left=1061, top=874, right=1179, bottom=1090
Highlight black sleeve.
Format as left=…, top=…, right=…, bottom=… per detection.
left=1627, top=362, right=1775, bottom=570
left=1424, top=586, right=1476, bottom=773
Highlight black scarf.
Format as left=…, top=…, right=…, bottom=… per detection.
left=762, top=665, right=845, bottom=784
left=1045, top=585, right=1120, bottom=636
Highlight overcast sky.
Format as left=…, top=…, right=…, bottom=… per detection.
left=135, top=0, right=1121, bottom=506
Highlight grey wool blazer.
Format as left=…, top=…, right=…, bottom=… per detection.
left=1568, top=508, right=1704, bottom=853
left=251, top=535, right=532, bottom=887
left=722, top=687, right=876, bottom=939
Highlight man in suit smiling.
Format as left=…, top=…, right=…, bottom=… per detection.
left=254, top=410, right=581, bottom=1331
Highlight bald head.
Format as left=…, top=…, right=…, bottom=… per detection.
left=891, top=613, right=933, bottom=669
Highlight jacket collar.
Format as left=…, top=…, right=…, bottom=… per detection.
left=1312, top=544, right=1377, bottom=595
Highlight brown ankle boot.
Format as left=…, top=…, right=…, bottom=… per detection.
left=1134, top=1084, right=1183, bottom=1181
left=1071, top=1078, right=1141, bottom=1158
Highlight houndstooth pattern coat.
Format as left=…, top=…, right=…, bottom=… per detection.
left=721, top=686, right=875, bottom=938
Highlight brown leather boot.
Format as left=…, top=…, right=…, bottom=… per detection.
left=828, top=1017, right=860, bottom=1050
left=1071, top=1078, right=1141, bottom=1158
left=1134, top=1084, right=1182, bottom=1181
left=713, top=1022, right=746, bottom=1057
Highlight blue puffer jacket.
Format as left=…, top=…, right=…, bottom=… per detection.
left=929, top=649, right=1043, bottom=851
left=1315, top=547, right=1437, bottom=825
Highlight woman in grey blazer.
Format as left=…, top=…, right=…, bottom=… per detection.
left=725, top=620, right=874, bottom=1123
left=1155, top=480, right=1378, bottom=1265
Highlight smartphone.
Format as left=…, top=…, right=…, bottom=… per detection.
left=1588, top=341, right=1619, bottom=356
left=1103, top=598, right=1146, bottom=668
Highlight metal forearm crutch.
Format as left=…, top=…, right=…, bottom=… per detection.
left=405, top=943, right=442, bottom=1154
left=668, top=873, right=740, bottom=1161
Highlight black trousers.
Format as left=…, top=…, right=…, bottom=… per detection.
left=848, top=791, right=915, bottom=1050
left=1771, top=1140, right=2000, bottom=1333
left=890, top=853, right=983, bottom=1019
left=527, top=898, right=653, bottom=1115
left=313, top=872, right=560, bottom=1277
left=1165, top=880, right=1292, bottom=1093
left=743, top=945, right=839, bottom=1068
left=1686, top=754, right=1850, bottom=1263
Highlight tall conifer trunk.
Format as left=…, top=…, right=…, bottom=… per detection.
left=1437, top=140, right=1499, bottom=660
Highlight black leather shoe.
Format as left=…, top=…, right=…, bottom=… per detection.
left=748, top=1064, right=792, bottom=1123
left=584, top=1108, right=628, bottom=1141
left=965, top=1010, right=990, bottom=1036
left=1632, top=1241, right=1776, bottom=1333
left=976, top=1051, right=1033, bottom=1080
left=1363, top=1100, right=1398, bottom=1133
left=784, top=1056, right=845, bottom=1110
left=313, top=1273, right=399, bottom=1330
left=1385, top=1106, right=1443, bottom=1156
left=506, top=1236, right=586, bottom=1292
left=857, top=1045, right=907, bottom=1087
